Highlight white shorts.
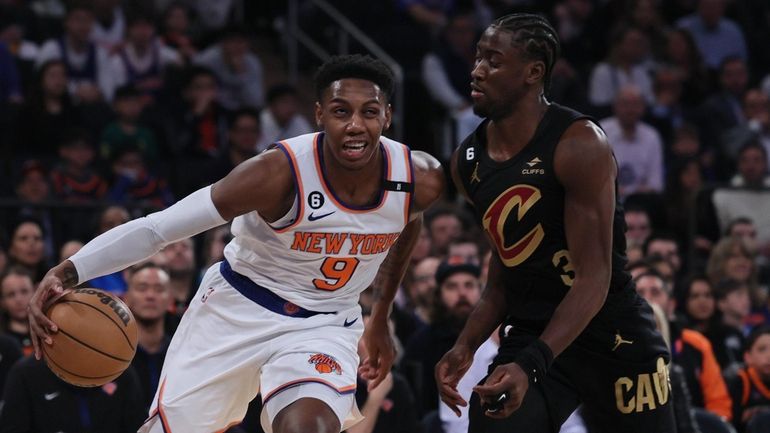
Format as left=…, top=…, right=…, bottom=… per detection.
left=138, top=262, right=364, bottom=433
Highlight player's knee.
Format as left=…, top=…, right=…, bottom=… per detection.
left=273, top=398, right=340, bottom=433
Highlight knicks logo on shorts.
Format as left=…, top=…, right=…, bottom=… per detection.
left=614, top=357, right=670, bottom=414
left=308, top=353, right=342, bottom=375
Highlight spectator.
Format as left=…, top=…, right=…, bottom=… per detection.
left=109, top=13, right=181, bottom=100
left=679, top=275, right=744, bottom=369
left=713, top=278, right=751, bottom=335
left=0, top=266, right=35, bottom=356
left=707, top=236, right=759, bottom=307
left=15, top=60, right=82, bottom=160
left=36, top=2, right=115, bottom=102
left=729, top=325, right=770, bottom=431
left=425, top=205, right=463, bottom=257
left=0, top=13, right=40, bottom=87
left=107, top=145, right=174, bottom=209
left=161, top=238, right=197, bottom=315
left=588, top=25, right=654, bottom=110
left=401, top=258, right=481, bottom=416
left=100, top=84, right=159, bottom=164
left=644, top=232, right=683, bottom=276
left=552, top=0, right=605, bottom=76
left=160, top=2, right=197, bottom=64
left=207, top=108, right=260, bottom=184
left=59, top=239, right=83, bottom=261
left=124, top=262, right=173, bottom=411
left=660, top=28, right=710, bottom=106
left=194, top=26, right=264, bottom=111
left=722, top=89, right=770, bottom=165
left=647, top=66, right=692, bottom=144
left=624, top=205, right=653, bottom=247
left=200, top=225, right=231, bottom=269
left=90, top=0, right=125, bottom=51
left=405, top=256, right=440, bottom=324
left=6, top=217, right=48, bottom=282
left=664, top=158, right=703, bottom=250
left=635, top=270, right=733, bottom=421
left=446, top=234, right=481, bottom=266
left=676, top=0, right=748, bottom=71
left=697, top=56, right=749, bottom=176
left=600, top=85, right=664, bottom=199
left=0, top=357, right=146, bottom=433
left=257, top=84, right=313, bottom=152
left=50, top=128, right=108, bottom=203
left=164, top=66, right=230, bottom=167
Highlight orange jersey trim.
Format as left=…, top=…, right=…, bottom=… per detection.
left=313, top=133, right=391, bottom=214
left=157, top=379, right=173, bottom=433
left=262, top=377, right=357, bottom=404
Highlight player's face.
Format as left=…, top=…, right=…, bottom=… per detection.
left=0, top=275, right=34, bottom=322
left=471, top=27, right=542, bottom=120
left=746, top=335, right=770, bottom=377
left=686, top=280, right=714, bottom=322
left=126, top=268, right=171, bottom=322
left=316, top=78, right=391, bottom=170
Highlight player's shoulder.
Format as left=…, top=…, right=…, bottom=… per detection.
left=409, top=150, right=444, bottom=213
left=560, top=119, right=610, bottom=153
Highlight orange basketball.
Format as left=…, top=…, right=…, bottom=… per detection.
left=43, top=288, right=138, bottom=387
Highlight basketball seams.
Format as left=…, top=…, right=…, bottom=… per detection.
left=57, top=299, right=135, bottom=351
left=58, top=328, right=133, bottom=363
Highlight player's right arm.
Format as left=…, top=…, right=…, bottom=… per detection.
left=28, top=148, right=294, bottom=359
left=435, top=149, right=509, bottom=416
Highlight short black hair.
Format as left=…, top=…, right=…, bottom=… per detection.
left=643, top=232, right=679, bottom=256
left=713, top=278, right=747, bottom=301
left=725, top=217, right=754, bottom=235
left=184, top=65, right=218, bottom=88
left=745, top=325, right=770, bottom=353
left=59, top=127, right=93, bottom=149
left=738, top=140, right=768, bottom=160
left=314, top=54, right=394, bottom=102
left=491, top=13, right=560, bottom=92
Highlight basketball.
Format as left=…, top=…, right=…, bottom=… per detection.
left=42, top=288, right=138, bottom=387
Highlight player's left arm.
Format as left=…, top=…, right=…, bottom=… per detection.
left=541, top=120, right=615, bottom=356
left=361, top=150, right=444, bottom=390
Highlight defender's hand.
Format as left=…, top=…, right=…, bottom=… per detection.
left=473, top=362, right=529, bottom=418
left=435, top=345, right=474, bottom=417
left=359, top=317, right=395, bottom=391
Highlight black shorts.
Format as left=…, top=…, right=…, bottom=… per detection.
left=469, top=291, right=675, bottom=433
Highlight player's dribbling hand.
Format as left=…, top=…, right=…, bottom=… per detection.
left=473, top=362, right=529, bottom=418
left=28, top=271, right=68, bottom=360
left=435, top=345, right=474, bottom=417
left=359, top=316, right=395, bottom=391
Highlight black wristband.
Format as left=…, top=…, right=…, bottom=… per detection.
left=513, top=339, right=554, bottom=385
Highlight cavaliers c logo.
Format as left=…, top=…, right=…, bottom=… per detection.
left=482, top=185, right=545, bottom=267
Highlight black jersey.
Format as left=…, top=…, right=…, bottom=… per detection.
left=457, top=103, right=632, bottom=326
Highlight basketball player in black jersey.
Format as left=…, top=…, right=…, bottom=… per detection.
left=435, top=14, right=675, bottom=432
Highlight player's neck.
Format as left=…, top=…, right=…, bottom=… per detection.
left=488, top=95, right=548, bottom=157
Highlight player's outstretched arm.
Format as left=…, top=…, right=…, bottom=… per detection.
left=361, top=150, right=444, bottom=391
left=436, top=148, right=509, bottom=416
left=28, top=149, right=294, bottom=359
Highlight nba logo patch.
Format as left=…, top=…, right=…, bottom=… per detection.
left=101, top=382, right=117, bottom=396
left=308, top=353, right=342, bottom=375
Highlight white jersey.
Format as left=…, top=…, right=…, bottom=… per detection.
left=223, top=132, right=414, bottom=311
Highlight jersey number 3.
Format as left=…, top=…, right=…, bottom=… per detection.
left=313, top=257, right=360, bottom=291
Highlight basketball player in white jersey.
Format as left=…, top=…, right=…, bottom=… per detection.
left=28, top=54, right=445, bottom=433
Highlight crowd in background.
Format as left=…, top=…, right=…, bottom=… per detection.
left=1, top=0, right=770, bottom=433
